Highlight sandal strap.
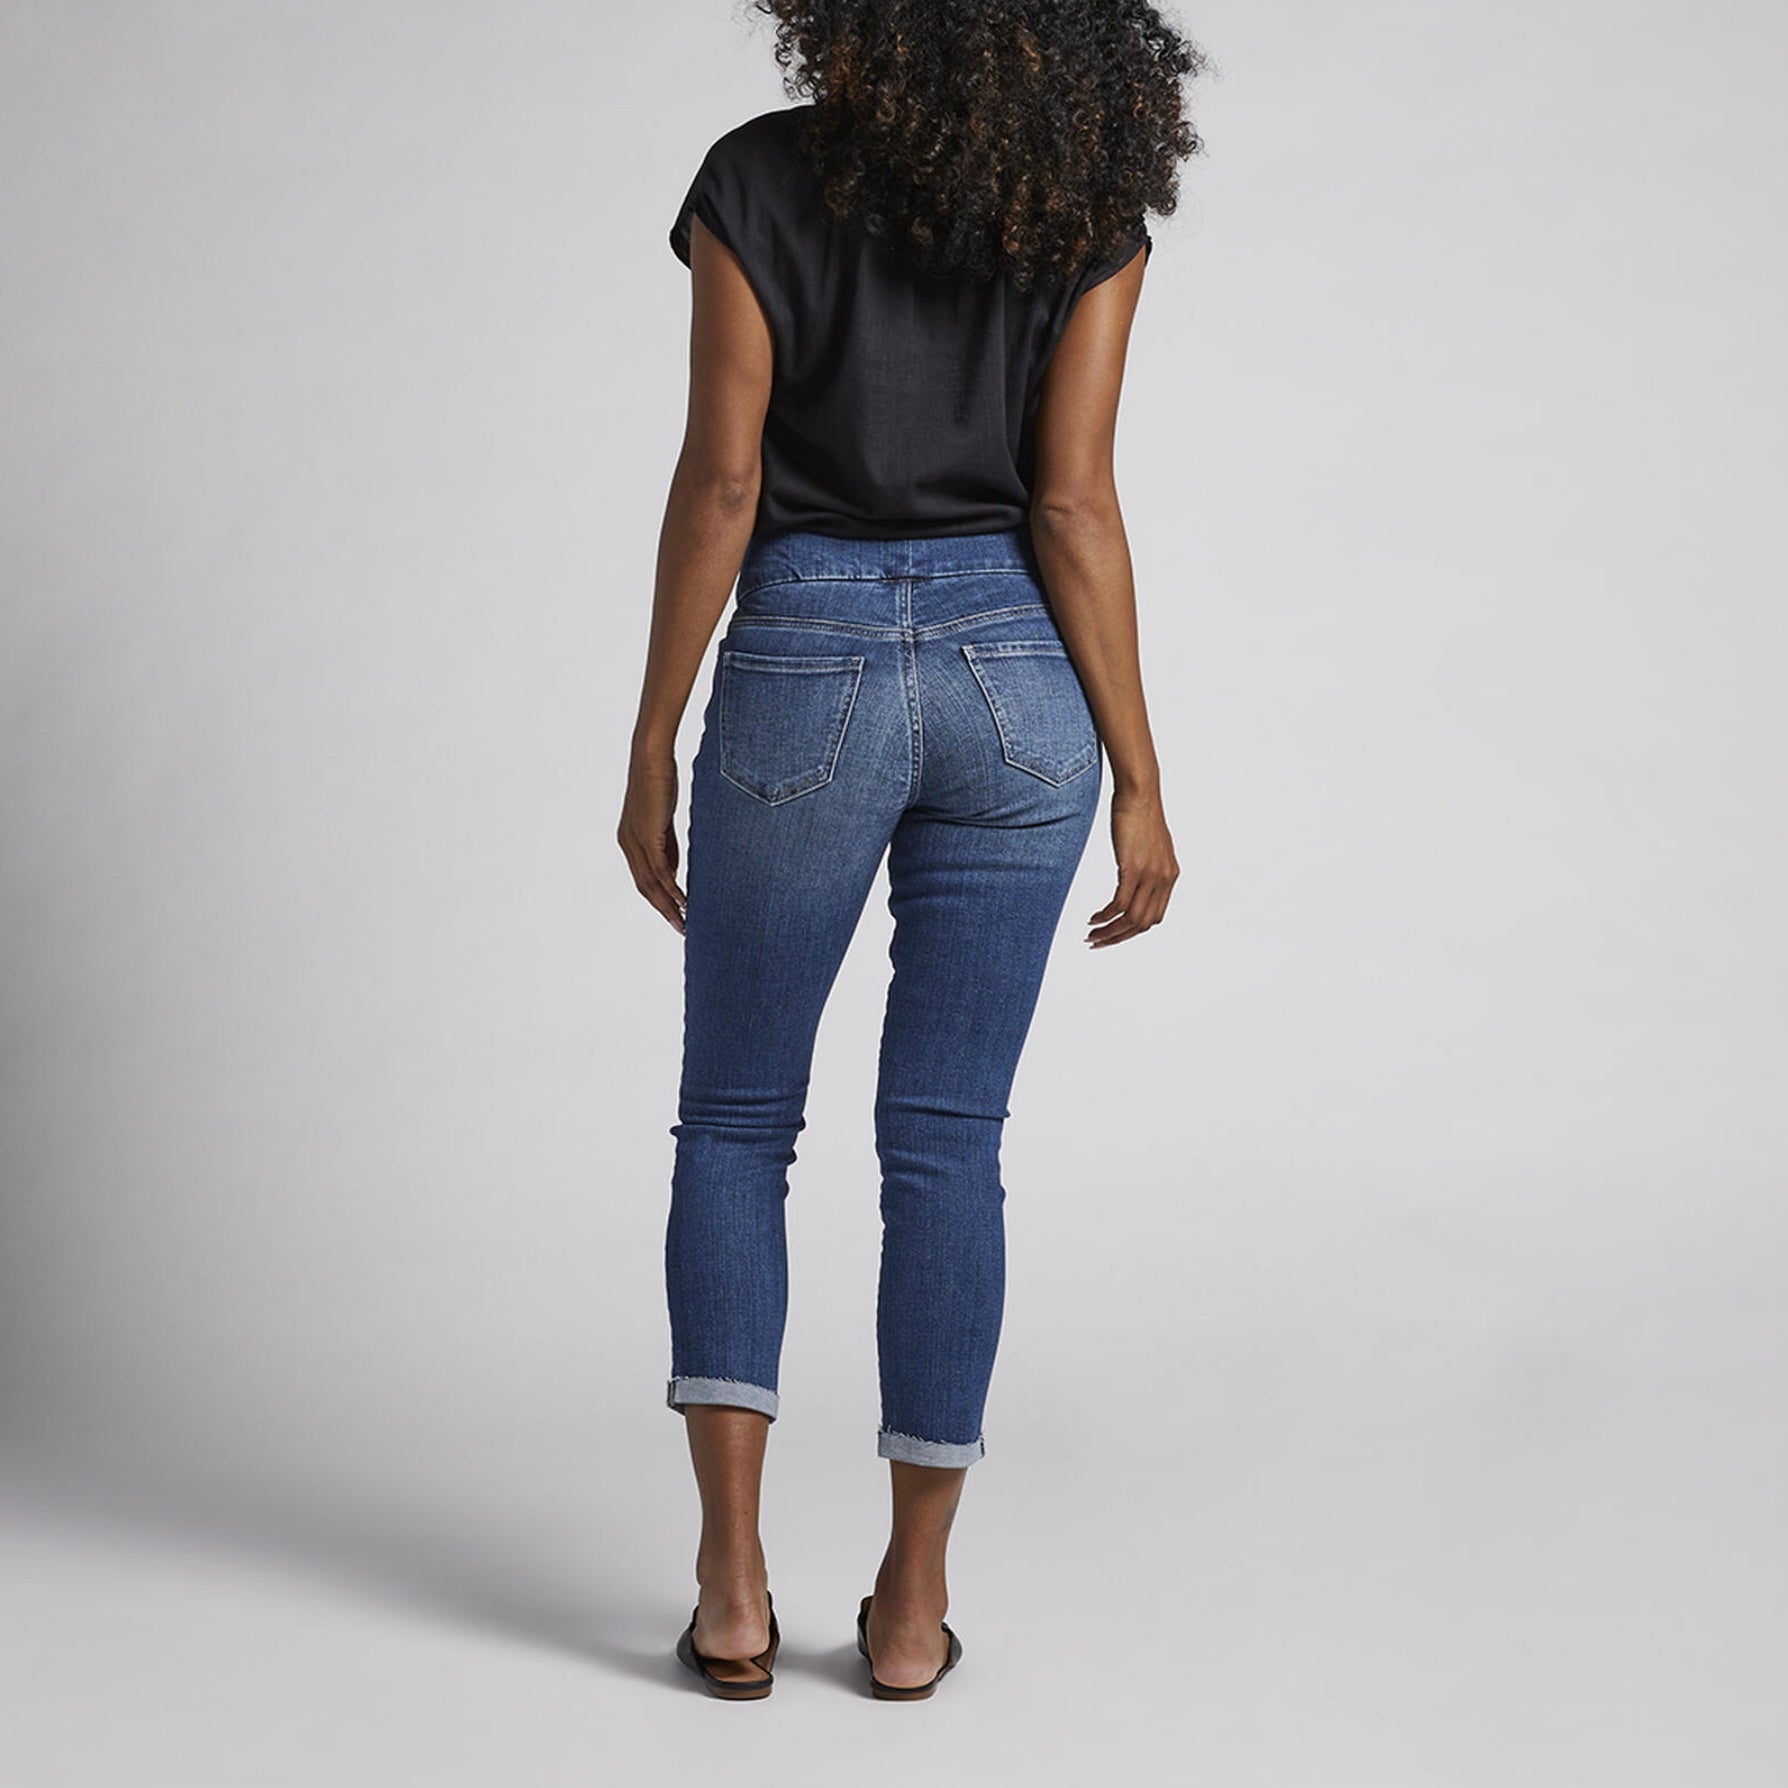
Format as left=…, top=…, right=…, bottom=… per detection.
left=688, top=1595, right=779, bottom=1678
left=857, top=1593, right=958, bottom=1688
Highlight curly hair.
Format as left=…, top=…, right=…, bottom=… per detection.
left=752, top=0, right=1211, bottom=290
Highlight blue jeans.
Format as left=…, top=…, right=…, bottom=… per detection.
left=663, top=525, right=1102, bottom=1467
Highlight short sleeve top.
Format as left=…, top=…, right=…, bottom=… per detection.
left=670, top=104, right=1151, bottom=542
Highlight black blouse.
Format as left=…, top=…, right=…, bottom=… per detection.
left=670, top=105, right=1151, bottom=542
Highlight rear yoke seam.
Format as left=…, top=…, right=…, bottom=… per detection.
left=723, top=603, right=1052, bottom=640
left=736, top=566, right=1037, bottom=597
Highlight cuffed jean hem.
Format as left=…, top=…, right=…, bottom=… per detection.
left=665, top=1375, right=779, bottom=1421
left=877, top=1426, right=986, bottom=1468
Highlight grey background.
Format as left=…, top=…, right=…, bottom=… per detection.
left=3, top=2, right=1783, bottom=1782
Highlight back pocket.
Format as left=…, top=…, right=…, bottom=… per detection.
left=718, top=648, right=866, bottom=805
left=961, top=640, right=1099, bottom=786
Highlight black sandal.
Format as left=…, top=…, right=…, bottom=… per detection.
left=676, top=1590, right=779, bottom=1700
left=856, top=1593, right=962, bottom=1700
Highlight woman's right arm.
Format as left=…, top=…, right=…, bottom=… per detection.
left=1029, top=248, right=1180, bottom=948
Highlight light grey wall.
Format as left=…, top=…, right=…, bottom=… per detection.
left=1, top=4, right=1783, bottom=1782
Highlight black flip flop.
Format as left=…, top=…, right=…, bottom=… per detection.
left=856, top=1592, right=963, bottom=1700
left=676, top=1589, right=779, bottom=1699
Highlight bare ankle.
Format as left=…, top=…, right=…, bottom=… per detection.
left=870, top=1573, right=947, bottom=1625
left=696, top=1541, right=768, bottom=1596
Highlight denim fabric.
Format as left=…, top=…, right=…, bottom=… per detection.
left=663, top=526, right=1102, bottom=1467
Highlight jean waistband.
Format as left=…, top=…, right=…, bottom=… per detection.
left=737, top=526, right=1042, bottom=597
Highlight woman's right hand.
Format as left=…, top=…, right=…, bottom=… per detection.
left=1086, top=787, right=1179, bottom=947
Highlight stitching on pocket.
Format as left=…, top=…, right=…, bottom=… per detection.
left=718, top=650, right=866, bottom=805
left=961, top=642, right=1099, bottom=787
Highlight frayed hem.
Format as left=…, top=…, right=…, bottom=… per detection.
left=666, top=1375, right=779, bottom=1420
left=877, top=1426, right=985, bottom=1467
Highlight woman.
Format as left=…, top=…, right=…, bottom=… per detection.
left=618, top=1, right=1208, bottom=1700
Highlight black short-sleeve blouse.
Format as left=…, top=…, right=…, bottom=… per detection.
left=670, top=105, right=1151, bottom=542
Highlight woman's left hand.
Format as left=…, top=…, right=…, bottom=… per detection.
left=618, top=755, right=688, bottom=934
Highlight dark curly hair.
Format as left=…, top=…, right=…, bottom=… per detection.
left=752, top=0, right=1211, bottom=290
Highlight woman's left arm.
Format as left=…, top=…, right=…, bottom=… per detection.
left=619, top=213, right=774, bottom=933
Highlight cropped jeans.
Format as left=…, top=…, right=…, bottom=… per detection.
left=663, top=525, right=1102, bottom=1467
